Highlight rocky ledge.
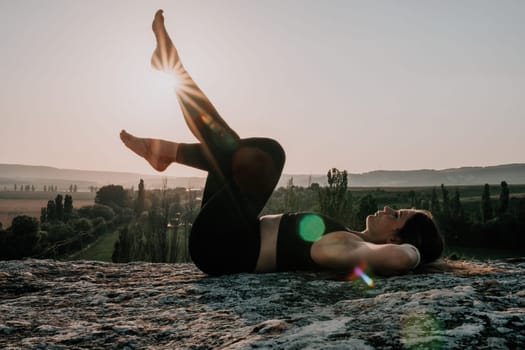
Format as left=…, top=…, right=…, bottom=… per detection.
left=0, top=259, right=524, bottom=349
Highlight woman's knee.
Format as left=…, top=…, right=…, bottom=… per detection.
left=230, top=137, right=285, bottom=195
left=232, top=148, right=276, bottom=192
left=239, top=137, right=285, bottom=170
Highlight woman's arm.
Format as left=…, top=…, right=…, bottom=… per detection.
left=311, top=232, right=419, bottom=276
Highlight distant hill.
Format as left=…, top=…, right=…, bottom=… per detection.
left=346, top=163, right=525, bottom=187
left=283, top=164, right=525, bottom=187
left=0, top=164, right=205, bottom=191
left=1, top=163, right=524, bottom=190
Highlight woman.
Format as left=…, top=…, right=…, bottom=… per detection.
left=121, top=10, right=444, bottom=277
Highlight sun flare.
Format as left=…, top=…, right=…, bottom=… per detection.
left=149, top=64, right=187, bottom=96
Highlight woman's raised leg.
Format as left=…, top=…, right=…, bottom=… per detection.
left=120, top=10, right=288, bottom=275
left=149, top=10, right=287, bottom=203
left=123, top=10, right=286, bottom=211
left=120, top=129, right=285, bottom=212
left=120, top=130, right=211, bottom=172
left=151, top=9, right=240, bottom=155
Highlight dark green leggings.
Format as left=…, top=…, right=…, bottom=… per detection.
left=177, top=137, right=285, bottom=275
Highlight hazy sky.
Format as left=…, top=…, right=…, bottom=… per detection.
left=1, top=0, right=524, bottom=177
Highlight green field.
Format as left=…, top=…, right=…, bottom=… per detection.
left=70, top=231, right=119, bottom=262
left=445, top=246, right=524, bottom=260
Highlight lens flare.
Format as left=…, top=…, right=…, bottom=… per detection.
left=171, top=70, right=184, bottom=91
left=298, top=214, right=326, bottom=242
left=354, top=266, right=374, bottom=287
left=200, top=114, right=224, bottom=133
left=150, top=69, right=182, bottom=96
left=347, top=261, right=374, bottom=288
left=199, top=114, right=238, bottom=149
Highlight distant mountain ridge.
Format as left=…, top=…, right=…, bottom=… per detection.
left=286, top=163, right=525, bottom=187
left=1, top=163, right=524, bottom=190
left=0, top=164, right=205, bottom=191
left=349, top=163, right=525, bottom=187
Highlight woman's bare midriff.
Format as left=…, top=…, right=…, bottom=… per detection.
left=255, top=214, right=282, bottom=272
left=255, top=214, right=366, bottom=273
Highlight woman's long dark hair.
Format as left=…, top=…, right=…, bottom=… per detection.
left=397, top=212, right=444, bottom=264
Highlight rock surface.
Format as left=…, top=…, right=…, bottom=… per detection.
left=0, top=259, right=524, bottom=349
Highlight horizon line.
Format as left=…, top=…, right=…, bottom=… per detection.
left=1, top=162, right=525, bottom=177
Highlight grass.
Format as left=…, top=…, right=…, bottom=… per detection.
left=72, top=231, right=120, bottom=262
left=444, top=246, right=524, bottom=260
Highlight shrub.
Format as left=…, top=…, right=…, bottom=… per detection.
left=77, top=204, right=115, bottom=221
left=8, top=215, right=40, bottom=258
left=73, top=218, right=92, bottom=233
left=47, top=222, right=74, bottom=243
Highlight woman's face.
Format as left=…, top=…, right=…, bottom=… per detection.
left=365, top=206, right=417, bottom=244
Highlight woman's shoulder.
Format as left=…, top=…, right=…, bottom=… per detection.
left=398, top=243, right=421, bottom=268
left=355, top=242, right=421, bottom=276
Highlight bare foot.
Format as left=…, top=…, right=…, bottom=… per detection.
left=120, top=130, right=177, bottom=172
left=151, top=9, right=180, bottom=71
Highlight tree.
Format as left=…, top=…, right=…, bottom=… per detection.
left=96, top=185, right=130, bottom=208
left=46, top=200, right=57, bottom=222
left=518, top=198, right=525, bottom=222
left=63, top=195, right=73, bottom=222
left=430, top=187, right=440, bottom=214
left=442, top=189, right=469, bottom=244
left=518, top=199, right=525, bottom=243
left=168, top=194, right=182, bottom=226
left=9, top=215, right=40, bottom=258
left=408, top=190, right=416, bottom=208
left=74, top=218, right=92, bottom=232
left=356, top=194, right=377, bottom=231
left=78, top=204, right=115, bottom=221
left=55, top=194, right=64, bottom=221
left=160, top=177, right=170, bottom=230
left=498, top=181, right=509, bottom=216
left=40, top=207, right=47, bottom=223
left=481, top=184, right=493, bottom=223
left=284, top=177, right=298, bottom=212
left=182, top=188, right=199, bottom=228
left=135, top=179, right=145, bottom=215
left=440, top=184, right=450, bottom=217
left=450, top=189, right=464, bottom=219
left=46, top=221, right=74, bottom=243
left=318, top=168, right=352, bottom=224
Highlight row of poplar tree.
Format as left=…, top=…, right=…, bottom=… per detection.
left=8, top=184, right=78, bottom=192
